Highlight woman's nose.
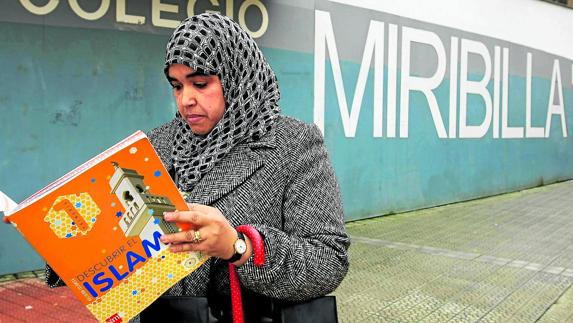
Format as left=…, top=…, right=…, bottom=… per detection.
left=181, top=86, right=197, bottom=107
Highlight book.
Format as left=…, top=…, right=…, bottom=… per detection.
left=3, top=130, right=209, bottom=323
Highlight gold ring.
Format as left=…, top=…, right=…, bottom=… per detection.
left=193, top=230, right=201, bottom=243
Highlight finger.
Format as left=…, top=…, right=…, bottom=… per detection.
left=169, top=242, right=204, bottom=253
left=186, top=203, right=213, bottom=213
left=163, top=210, right=207, bottom=226
left=161, top=229, right=202, bottom=244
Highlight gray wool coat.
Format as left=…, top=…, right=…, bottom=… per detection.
left=148, top=115, right=350, bottom=301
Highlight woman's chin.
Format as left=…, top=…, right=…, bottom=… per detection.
left=189, top=126, right=212, bottom=136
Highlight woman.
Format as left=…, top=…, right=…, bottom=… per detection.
left=48, top=12, right=349, bottom=322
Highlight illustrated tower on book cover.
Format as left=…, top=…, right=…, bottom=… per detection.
left=109, top=162, right=178, bottom=242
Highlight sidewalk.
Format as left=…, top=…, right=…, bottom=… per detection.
left=334, top=180, right=573, bottom=322
left=0, top=274, right=95, bottom=322
left=1, top=180, right=573, bottom=322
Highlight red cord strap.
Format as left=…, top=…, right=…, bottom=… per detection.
left=228, top=225, right=265, bottom=323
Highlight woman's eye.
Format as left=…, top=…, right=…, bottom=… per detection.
left=194, top=82, right=207, bottom=89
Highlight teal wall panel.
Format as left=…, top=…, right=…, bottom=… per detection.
left=253, top=47, right=572, bottom=221
left=0, top=22, right=176, bottom=274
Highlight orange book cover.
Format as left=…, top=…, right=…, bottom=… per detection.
left=4, top=131, right=209, bottom=322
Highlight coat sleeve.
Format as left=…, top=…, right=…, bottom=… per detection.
left=45, top=263, right=66, bottom=288
left=236, top=123, right=350, bottom=301
left=146, top=119, right=178, bottom=172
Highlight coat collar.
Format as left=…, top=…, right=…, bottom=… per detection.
left=246, top=124, right=277, bottom=149
left=189, top=125, right=277, bottom=205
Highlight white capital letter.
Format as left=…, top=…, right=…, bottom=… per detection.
left=400, top=27, right=447, bottom=138
left=501, top=48, right=524, bottom=138
left=525, top=53, right=544, bottom=138
left=449, top=36, right=459, bottom=138
left=386, top=24, right=398, bottom=138
left=492, top=46, right=501, bottom=138
left=314, top=10, right=384, bottom=138
left=69, top=0, right=110, bottom=21
left=238, top=0, right=268, bottom=39
left=117, top=0, right=145, bottom=25
left=545, top=59, right=568, bottom=137
left=152, top=0, right=180, bottom=29
left=459, top=39, right=492, bottom=138
left=19, top=0, right=58, bottom=15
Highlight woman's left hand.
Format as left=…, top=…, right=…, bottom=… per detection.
left=159, top=203, right=239, bottom=260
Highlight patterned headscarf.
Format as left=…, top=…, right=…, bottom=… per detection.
left=164, top=13, right=280, bottom=191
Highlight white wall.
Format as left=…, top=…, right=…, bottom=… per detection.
left=329, top=0, right=573, bottom=61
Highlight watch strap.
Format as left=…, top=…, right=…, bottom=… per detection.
left=226, top=231, right=246, bottom=263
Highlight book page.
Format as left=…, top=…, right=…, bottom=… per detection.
left=0, top=190, right=17, bottom=213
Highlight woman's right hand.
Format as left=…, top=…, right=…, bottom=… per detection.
left=159, top=203, right=252, bottom=265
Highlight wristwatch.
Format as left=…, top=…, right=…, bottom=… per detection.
left=226, top=231, right=247, bottom=263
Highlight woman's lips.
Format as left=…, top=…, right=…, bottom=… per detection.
left=185, top=115, right=205, bottom=123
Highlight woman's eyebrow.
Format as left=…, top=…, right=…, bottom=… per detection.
left=167, top=71, right=206, bottom=82
left=185, top=71, right=207, bottom=78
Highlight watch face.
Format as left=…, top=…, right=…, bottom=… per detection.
left=235, top=239, right=247, bottom=254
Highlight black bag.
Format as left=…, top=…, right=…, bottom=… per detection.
left=140, top=296, right=209, bottom=323
left=273, top=296, right=338, bottom=323
left=139, top=295, right=338, bottom=323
